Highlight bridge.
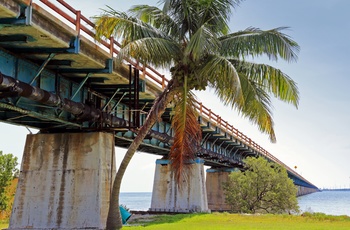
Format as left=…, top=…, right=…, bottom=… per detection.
left=0, top=0, right=318, bottom=229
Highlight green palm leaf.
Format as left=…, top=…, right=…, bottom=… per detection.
left=198, top=0, right=241, bottom=35
left=129, top=5, right=181, bottom=40
left=118, top=37, right=181, bottom=68
left=94, top=6, right=168, bottom=43
left=234, top=60, right=299, bottom=107
left=199, top=54, right=241, bottom=102
left=220, top=27, right=300, bottom=62
left=236, top=72, right=276, bottom=142
left=184, top=24, right=220, bottom=62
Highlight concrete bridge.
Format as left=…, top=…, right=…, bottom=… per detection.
left=0, top=0, right=318, bottom=229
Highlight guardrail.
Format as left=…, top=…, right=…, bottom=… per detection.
left=31, top=0, right=307, bottom=182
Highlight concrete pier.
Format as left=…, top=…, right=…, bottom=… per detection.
left=9, top=132, right=115, bottom=230
left=297, top=186, right=319, bottom=196
left=206, top=168, right=236, bottom=211
left=150, top=158, right=209, bottom=213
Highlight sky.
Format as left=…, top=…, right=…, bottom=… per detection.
left=1, top=0, right=350, bottom=192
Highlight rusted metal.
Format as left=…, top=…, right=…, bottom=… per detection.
left=40, top=0, right=75, bottom=25
left=70, top=73, right=91, bottom=101
left=75, top=10, right=81, bottom=34
left=14, top=0, right=32, bottom=6
left=0, top=74, right=261, bottom=168
left=128, top=65, right=132, bottom=129
left=0, top=102, right=82, bottom=127
left=15, top=53, right=56, bottom=106
left=0, top=74, right=60, bottom=105
left=0, top=72, right=124, bottom=125
left=102, top=89, right=120, bottom=111
left=30, top=53, right=56, bottom=85
left=135, top=67, right=140, bottom=127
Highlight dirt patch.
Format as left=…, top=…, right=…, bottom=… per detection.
left=126, top=213, right=159, bottom=226
left=128, top=214, right=157, bottom=223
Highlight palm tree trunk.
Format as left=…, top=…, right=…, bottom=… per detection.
left=106, top=80, right=177, bottom=230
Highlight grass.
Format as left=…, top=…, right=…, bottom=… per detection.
left=125, top=212, right=350, bottom=230
left=0, top=220, right=8, bottom=229
left=2, top=213, right=350, bottom=229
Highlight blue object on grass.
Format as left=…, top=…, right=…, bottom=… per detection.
left=119, top=205, right=132, bottom=224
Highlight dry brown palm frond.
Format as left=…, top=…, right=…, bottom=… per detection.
left=169, top=82, right=202, bottom=188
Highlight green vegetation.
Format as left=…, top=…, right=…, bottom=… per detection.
left=0, top=219, right=8, bottom=227
left=125, top=213, right=350, bottom=230
left=223, top=157, right=298, bottom=214
left=0, top=151, right=18, bottom=215
left=0, top=178, right=18, bottom=220
left=2, top=213, right=349, bottom=229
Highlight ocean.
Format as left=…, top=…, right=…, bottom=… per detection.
left=120, top=192, right=152, bottom=211
left=120, top=190, right=350, bottom=216
left=298, top=190, right=350, bottom=216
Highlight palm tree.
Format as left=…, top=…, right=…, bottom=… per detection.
left=94, top=0, right=299, bottom=229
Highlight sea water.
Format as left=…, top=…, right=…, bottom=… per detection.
left=120, top=191, right=350, bottom=216
left=298, top=190, right=350, bottom=216
left=120, top=192, right=152, bottom=211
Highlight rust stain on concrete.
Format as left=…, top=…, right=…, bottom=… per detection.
left=9, top=132, right=116, bottom=229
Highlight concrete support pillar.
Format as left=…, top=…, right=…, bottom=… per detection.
left=150, top=158, right=209, bottom=213
left=9, top=132, right=115, bottom=230
left=296, top=186, right=319, bottom=196
left=206, top=168, right=235, bottom=211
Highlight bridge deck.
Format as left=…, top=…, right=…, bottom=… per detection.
left=0, top=0, right=317, bottom=189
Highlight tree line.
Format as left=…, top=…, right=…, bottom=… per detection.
left=0, top=151, right=18, bottom=220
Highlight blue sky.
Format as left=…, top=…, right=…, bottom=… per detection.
left=2, top=0, right=350, bottom=192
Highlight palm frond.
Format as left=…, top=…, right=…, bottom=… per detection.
left=129, top=5, right=181, bottom=40
left=232, top=60, right=299, bottom=107
left=184, top=24, right=220, bottom=62
left=230, top=71, right=276, bottom=142
left=117, top=37, right=181, bottom=68
left=169, top=77, right=202, bottom=186
left=202, top=57, right=277, bottom=141
left=199, top=0, right=242, bottom=36
left=220, top=27, right=300, bottom=62
left=237, top=73, right=276, bottom=142
left=161, top=0, right=201, bottom=37
left=94, top=6, right=167, bottom=43
left=199, top=55, right=241, bottom=104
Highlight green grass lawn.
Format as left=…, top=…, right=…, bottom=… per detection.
left=125, top=212, right=350, bottom=230
left=0, top=221, right=8, bottom=229
left=2, top=213, right=350, bottom=229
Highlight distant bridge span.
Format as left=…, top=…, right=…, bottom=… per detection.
left=0, top=0, right=317, bottom=228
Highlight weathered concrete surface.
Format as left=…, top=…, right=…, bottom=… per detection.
left=206, top=168, right=236, bottom=211
left=297, top=186, right=319, bottom=196
left=150, top=159, right=209, bottom=213
left=9, top=132, right=115, bottom=230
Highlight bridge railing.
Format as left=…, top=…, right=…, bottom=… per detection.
left=34, top=0, right=304, bottom=180
left=38, top=0, right=170, bottom=90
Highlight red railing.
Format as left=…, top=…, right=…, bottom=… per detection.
left=34, top=0, right=305, bottom=180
